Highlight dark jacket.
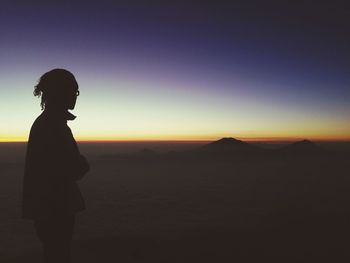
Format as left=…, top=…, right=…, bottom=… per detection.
left=22, top=109, right=89, bottom=220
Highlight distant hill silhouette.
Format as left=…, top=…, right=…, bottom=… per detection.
left=281, top=139, right=324, bottom=154
left=273, top=139, right=332, bottom=161
left=98, top=138, right=337, bottom=162
left=199, top=137, right=259, bottom=153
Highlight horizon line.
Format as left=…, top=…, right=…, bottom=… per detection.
left=1, top=137, right=350, bottom=143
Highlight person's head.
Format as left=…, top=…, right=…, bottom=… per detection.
left=34, top=68, right=79, bottom=110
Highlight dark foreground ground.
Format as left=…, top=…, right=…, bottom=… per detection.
left=1, top=141, right=350, bottom=262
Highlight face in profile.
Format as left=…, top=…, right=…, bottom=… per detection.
left=34, top=69, right=80, bottom=111
left=64, top=86, right=79, bottom=110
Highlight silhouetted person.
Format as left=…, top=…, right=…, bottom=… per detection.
left=22, top=69, right=89, bottom=263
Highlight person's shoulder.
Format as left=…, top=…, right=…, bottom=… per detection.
left=29, top=112, right=57, bottom=139
left=30, top=113, right=47, bottom=131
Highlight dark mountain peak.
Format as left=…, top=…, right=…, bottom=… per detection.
left=299, top=139, right=313, bottom=144
left=200, top=137, right=258, bottom=153
left=282, top=139, right=324, bottom=154
left=211, top=137, right=243, bottom=145
left=290, top=139, right=317, bottom=148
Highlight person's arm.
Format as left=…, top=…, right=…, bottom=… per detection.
left=38, top=123, right=90, bottom=181
left=67, top=154, right=90, bottom=181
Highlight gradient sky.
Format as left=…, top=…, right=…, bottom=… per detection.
left=1, top=1, right=350, bottom=141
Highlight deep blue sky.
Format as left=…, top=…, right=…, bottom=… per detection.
left=1, top=1, right=350, bottom=141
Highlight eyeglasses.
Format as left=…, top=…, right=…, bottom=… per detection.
left=76, top=90, right=80, bottom=96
